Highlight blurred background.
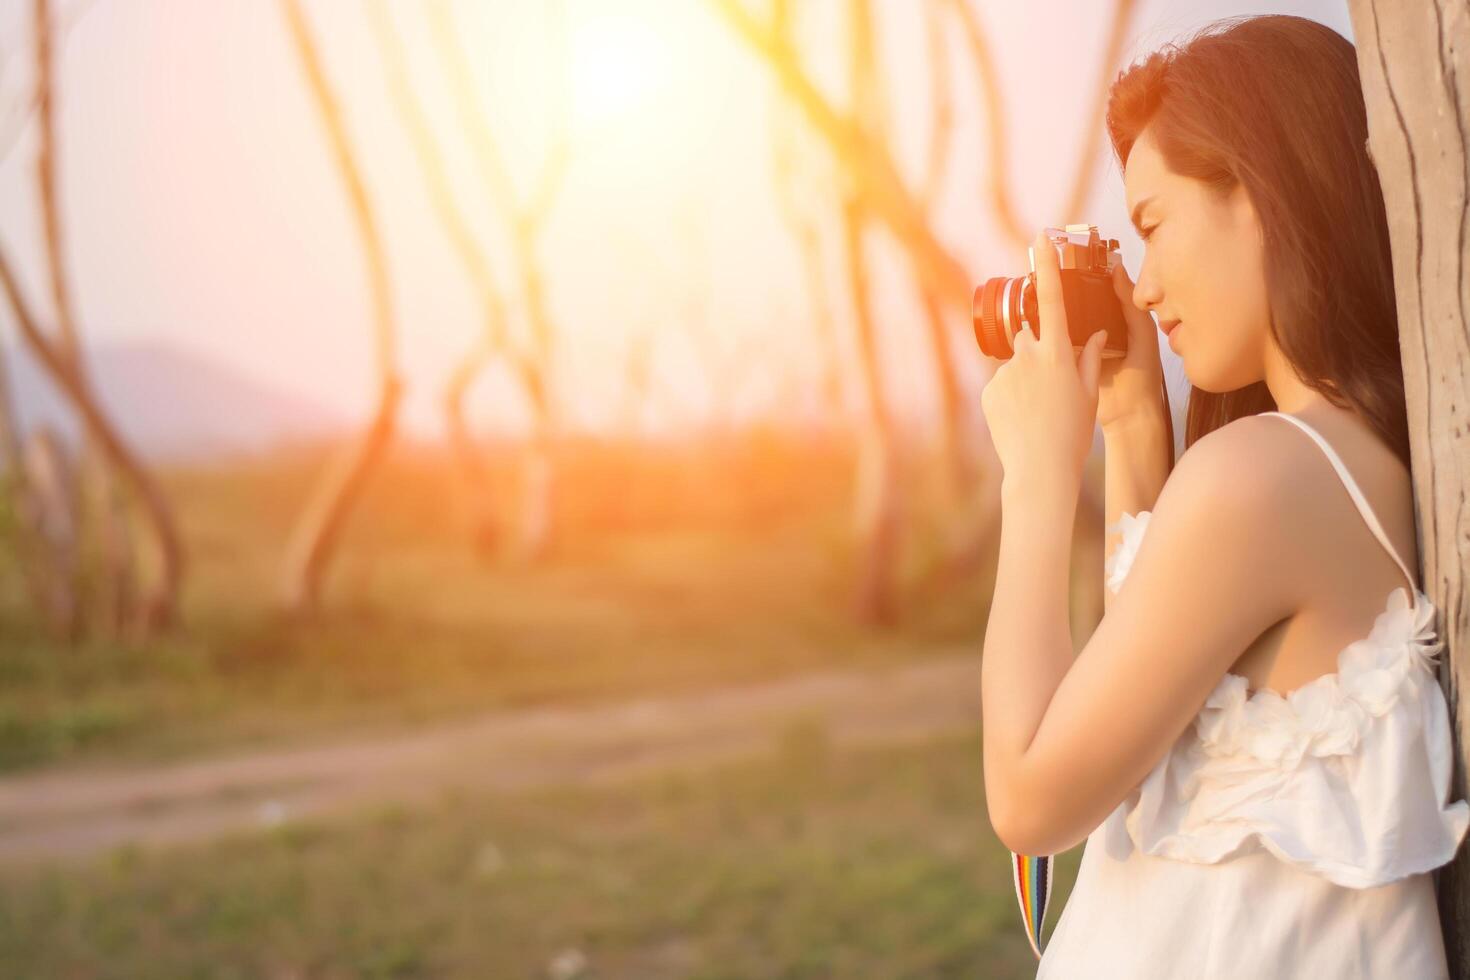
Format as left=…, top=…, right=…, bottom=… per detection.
left=0, top=0, right=1348, bottom=976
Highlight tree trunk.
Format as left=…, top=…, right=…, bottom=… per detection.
left=442, top=337, right=500, bottom=555
left=20, top=427, right=80, bottom=639
left=0, top=241, right=183, bottom=633
left=426, top=0, right=567, bottom=563
left=918, top=278, right=974, bottom=500
left=769, top=86, right=847, bottom=433
left=841, top=190, right=902, bottom=626
left=34, top=0, right=153, bottom=636
left=277, top=0, right=403, bottom=615
left=711, top=0, right=1138, bottom=614
left=712, top=0, right=972, bottom=312
left=513, top=221, right=559, bottom=561
left=0, top=331, right=72, bottom=638
left=367, top=0, right=513, bottom=557
left=1345, top=1, right=1470, bottom=973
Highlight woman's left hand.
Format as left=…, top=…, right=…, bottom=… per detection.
left=980, top=229, right=1109, bottom=490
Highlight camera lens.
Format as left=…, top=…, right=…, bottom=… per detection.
left=973, top=275, right=1036, bottom=360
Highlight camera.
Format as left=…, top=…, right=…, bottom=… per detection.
left=973, top=224, right=1129, bottom=361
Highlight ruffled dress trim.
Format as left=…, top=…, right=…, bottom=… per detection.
left=1100, top=510, right=1470, bottom=888
left=1104, top=510, right=1152, bottom=595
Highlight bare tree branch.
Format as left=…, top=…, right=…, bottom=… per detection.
left=0, top=236, right=182, bottom=630
left=367, top=0, right=512, bottom=356
left=525, top=0, right=571, bottom=230
left=277, top=0, right=403, bottom=614
left=0, top=0, right=104, bottom=169
left=367, top=0, right=520, bottom=553
left=32, top=0, right=154, bottom=634
left=841, top=187, right=901, bottom=624
left=34, top=0, right=76, bottom=361
left=1061, top=0, right=1140, bottom=223
left=921, top=0, right=955, bottom=212
left=943, top=0, right=1138, bottom=243
left=843, top=0, right=905, bottom=624
left=941, top=0, right=1027, bottom=247
left=769, top=2, right=845, bottom=427
left=425, top=0, right=571, bottom=558
left=423, top=0, right=520, bottom=230
left=855, top=2, right=972, bottom=501
left=709, top=0, right=972, bottom=311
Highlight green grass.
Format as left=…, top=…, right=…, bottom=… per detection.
left=0, top=725, right=1085, bottom=979
left=0, top=437, right=1012, bottom=773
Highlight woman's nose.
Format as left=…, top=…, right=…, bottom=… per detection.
left=1132, top=275, right=1163, bottom=312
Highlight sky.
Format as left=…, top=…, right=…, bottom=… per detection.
left=0, top=0, right=1354, bottom=446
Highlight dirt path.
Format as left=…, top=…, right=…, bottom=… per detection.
left=0, top=655, right=981, bottom=866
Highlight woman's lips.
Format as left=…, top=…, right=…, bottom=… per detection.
left=1160, top=318, right=1181, bottom=336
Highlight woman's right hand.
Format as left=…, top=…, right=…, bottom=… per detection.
left=1097, top=260, right=1168, bottom=431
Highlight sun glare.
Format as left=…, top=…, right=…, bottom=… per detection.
left=569, top=13, right=671, bottom=134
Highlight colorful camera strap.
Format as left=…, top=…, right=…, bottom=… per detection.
left=1011, top=850, right=1054, bottom=959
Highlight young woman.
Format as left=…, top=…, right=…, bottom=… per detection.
left=977, top=15, right=1469, bottom=977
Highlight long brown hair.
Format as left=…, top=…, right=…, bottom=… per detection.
left=1105, top=15, right=1408, bottom=467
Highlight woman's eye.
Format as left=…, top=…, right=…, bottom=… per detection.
left=1140, top=225, right=1157, bottom=242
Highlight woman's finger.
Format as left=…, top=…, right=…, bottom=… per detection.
left=1033, top=230, right=1069, bottom=357
left=1013, top=323, right=1035, bottom=354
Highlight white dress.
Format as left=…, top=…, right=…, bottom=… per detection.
left=1035, top=411, right=1470, bottom=979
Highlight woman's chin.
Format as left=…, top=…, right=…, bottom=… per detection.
left=1190, top=370, right=1257, bottom=395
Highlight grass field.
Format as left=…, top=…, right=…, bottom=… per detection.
left=0, top=435, right=1020, bottom=773
left=0, top=724, right=1084, bottom=979
left=0, top=434, right=1107, bottom=976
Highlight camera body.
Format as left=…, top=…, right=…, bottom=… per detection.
left=973, top=224, right=1128, bottom=361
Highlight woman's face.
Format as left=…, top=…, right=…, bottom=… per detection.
left=1123, top=125, right=1272, bottom=392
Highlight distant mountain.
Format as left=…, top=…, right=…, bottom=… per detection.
left=6, top=339, right=353, bottom=464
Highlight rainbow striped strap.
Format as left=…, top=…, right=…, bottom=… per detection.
left=1011, top=850, right=1054, bottom=960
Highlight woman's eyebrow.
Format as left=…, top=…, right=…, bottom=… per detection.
left=1129, top=194, right=1157, bottom=235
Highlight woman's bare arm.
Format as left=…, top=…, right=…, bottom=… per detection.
left=1102, top=410, right=1172, bottom=613
left=988, top=416, right=1306, bottom=856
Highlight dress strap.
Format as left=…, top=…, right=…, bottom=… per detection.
left=1258, top=411, right=1419, bottom=602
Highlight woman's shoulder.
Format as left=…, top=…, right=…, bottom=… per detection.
left=1145, top=416, right=1321, bottom=595
left=1186, top=411, right=1304, bottom=459
left=1163, top=409, right=1415, bottom=590
left=1167, top=414, right=1309, bottom=513
left=1173, top=412, right=1365, bottom=520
